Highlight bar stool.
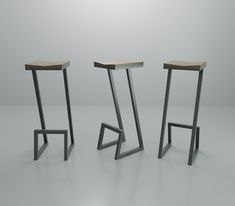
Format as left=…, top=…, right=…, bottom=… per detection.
left=158, top=60, right=207, bottom=165
left=25, top=61, right=74, bottom=161
left=94, top=60, right=144, bottom=160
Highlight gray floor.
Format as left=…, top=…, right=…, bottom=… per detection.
left=0, top=106, right=235, bottom=206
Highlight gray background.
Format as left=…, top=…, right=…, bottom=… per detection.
left=0, top=0, right=234, bottom=106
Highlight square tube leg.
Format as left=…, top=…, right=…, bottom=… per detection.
left=63, top=69, right=75, bottom=144
left=107, top=70, right=126, bottom=141
left=196, top=127, right=200, bottom=149
left=168, top=123, right=172, bottom=144
left=188, top=70, right=204, bottom=165
left=158, top=69, right=172, bottom=158
left=32, top=71, right=47, bottom=143
left=64, top=132, right=68, bottom=160
left=126, top=69, right=144, bottom=150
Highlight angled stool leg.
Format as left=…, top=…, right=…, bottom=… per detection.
left=97, top=70, right=125, bottom=151
left=114, top=69, right=144, bottom=159
left=126, top=69, right=144, bottom=149
left=188, top=70, right=203, bottom=165
left=63, top=69, right=75, bottom=144
left=107, top=70, right=126, bottom=140
left=32, top=71, right=48, bottom=143
left=158, top=69, right=172, bottom=158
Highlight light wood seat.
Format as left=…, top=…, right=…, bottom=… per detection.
left=94, top=60, right=144, bottom=70
left=164, top=60, right=207, bottom=71
left=25, top=60, right=70, bottom=70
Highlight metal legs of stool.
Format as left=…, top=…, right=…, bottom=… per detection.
left=32, top=69, right=74, bottom=160
left=158, top=69, right=204, bottom=165
left=97, top=69, right=144, bottom=160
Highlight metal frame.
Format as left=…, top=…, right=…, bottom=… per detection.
left=34, top=129, right=73, bottom=161
left=32, top=69, right=74, bottom=161
left=97, top=69, right=144, bottom=160
left=158, top=69, right=204, bottom=165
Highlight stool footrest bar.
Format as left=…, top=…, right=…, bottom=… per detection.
left=168, top=122, right=199, bottom=130
left=115, top=147, right=143, bottom=160
left=98, top=140, right=119, bottom=150
left=34, top=129, right=67, bottom=134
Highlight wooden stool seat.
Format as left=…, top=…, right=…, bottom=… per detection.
left=94, top=60, right=143, bottom=70
left=25, top=60, right=70, bottom=70
left=164, top=60, right=207, bottom=71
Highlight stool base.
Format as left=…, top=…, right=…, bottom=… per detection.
left=97, top=122, right=144, bottom=160
left=34, top=129, right=74, bottom=161
left=158, top=122, right=200, bottom=165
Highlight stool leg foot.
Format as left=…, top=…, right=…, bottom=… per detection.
left=168, top=123, right=172, bottom=144
left=158, top=69, right=172, bottom=158
left=64, top=131, right=74, bottom=161
left=196, top=127, right=200, bottom=149
left=64, top=132, right=68, bottom=161
left=34, top=130, right=48, bottom=160
left=188, top=70, right=203, bottom=166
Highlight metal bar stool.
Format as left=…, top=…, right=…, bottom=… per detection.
left=94, top=60, right=144, bottom=160
left=25, top=61, right=74, bottom=161
left=158, top=60, right=207, bottom=165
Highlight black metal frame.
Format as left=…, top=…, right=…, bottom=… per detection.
left=32, top=69, right=74, bottom=161
left=97, top=69, right=144, bottom=160
left=34, top=129, right=74, bottom=161
left=158, top=69, right=204, bottom=165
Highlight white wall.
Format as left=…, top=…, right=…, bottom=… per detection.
left=0, top=0, right=234, bottom=106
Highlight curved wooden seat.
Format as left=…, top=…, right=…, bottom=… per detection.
left=164, top=60, right=207, bottom=71
left=25, top=60, right=70, bottom=70
left=94, top=60, right=143, bottom=70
